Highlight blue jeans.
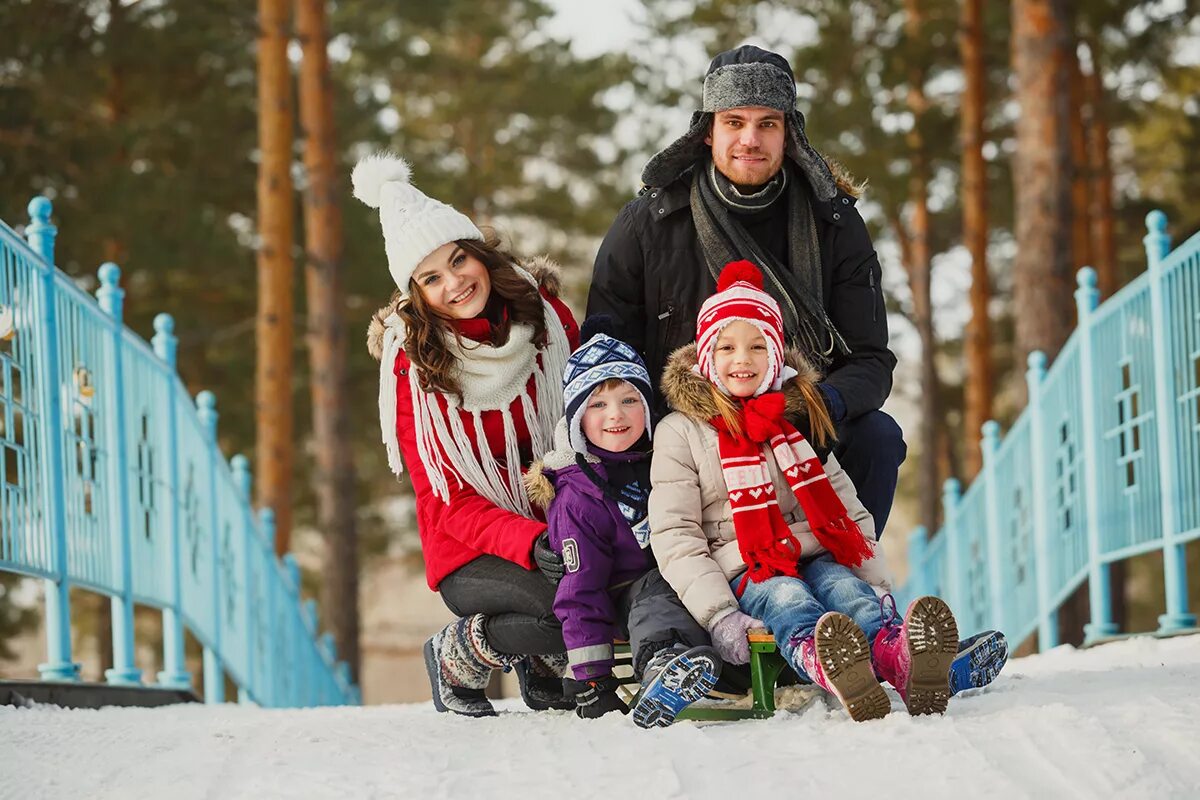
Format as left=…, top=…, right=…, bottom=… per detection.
left=731, top=556, right=883, bottom=679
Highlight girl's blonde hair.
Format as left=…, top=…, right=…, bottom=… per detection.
left=705, top=380, right=836, bottom=448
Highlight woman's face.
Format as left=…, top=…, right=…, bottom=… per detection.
left=713, top=320, right=770, bottom=398
left=411, top=242, right=492, bottom=319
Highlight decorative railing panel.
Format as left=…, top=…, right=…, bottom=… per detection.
left=0, top=198, right=358, bottom=706
left=901, top=211, right=1199, bottom=648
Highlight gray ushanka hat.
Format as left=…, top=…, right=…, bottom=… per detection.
left=640, top=45, right=838, bottom=201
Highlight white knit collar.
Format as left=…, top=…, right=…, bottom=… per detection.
left=446, top=323, right=539, bottom=413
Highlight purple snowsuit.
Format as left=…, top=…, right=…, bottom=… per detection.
left=543, top=449, right=653, bottom=681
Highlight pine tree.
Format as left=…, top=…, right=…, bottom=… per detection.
left=297, top=0, right=360, bottom=680
left=255, top=0, right=298, bottom=555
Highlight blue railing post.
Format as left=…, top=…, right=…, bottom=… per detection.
left=97, top=263, right=141, bottom=686
left=906, top=525, right=929, bottom=605
left=197, top=390, right=224, bottom=702
left=231, top=454, right=257, bottom=705
left=284, top=553, right=301, bottom=707
left=981, top=421, right=1007, bottom=633
left=1144, top=211, right=1197, bottom=633
left=1026, top=351, right=1059, bottom=651
left=1076, top=267, right=1119, bottom=643
left=153, top=314, right=191, bottom=690
left=260, top=508, right=277, bottom=707
left=27, top=197, right=79, bottom=682
left=305, top=599, right=320, bottom=706
left=943, top=478, right=964, bottom=618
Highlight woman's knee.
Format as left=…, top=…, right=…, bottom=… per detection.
left=841, top=411, right=906, bottom=462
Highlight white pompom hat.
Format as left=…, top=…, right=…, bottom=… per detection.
left=351, top=152, right=483, bottom=293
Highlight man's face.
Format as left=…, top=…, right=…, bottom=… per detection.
left=705, top=107, right=787, bottom=190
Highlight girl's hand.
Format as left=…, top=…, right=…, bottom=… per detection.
left=710, top=611, right=765, bottom=665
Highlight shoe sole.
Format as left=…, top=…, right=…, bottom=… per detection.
left=949, top=631, right=1008, bottom=696
left=904, top=596, right=959, bottom=716
left=813, top=613, right=891, bottom=722
left=631, top=648, right=721, bottom=729
left=423, top=633, right=496, bottom=718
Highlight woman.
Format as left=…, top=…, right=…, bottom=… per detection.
left=355, top=153, right=579, bottom=717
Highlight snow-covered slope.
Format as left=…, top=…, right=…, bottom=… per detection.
left=3, top=635, right=1199, bottom=800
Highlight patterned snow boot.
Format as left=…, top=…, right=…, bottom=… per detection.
left=950, top=630, right=1008, bottom=696
left=631, top=644, right=722, bottom=729
left=423, top=614, right=516, bottom=717
left=514, top=653, right=575, bottom=711
left=796, top=612, right=891, bottom=722
left=871, top=595, right=960, bottom=716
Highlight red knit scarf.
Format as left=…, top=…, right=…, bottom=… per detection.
left=711, top=392, right=874, bottom=594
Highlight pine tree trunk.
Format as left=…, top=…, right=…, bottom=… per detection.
left=255, top=0, right=296, bottom=554
left=297, top=0, right=360, bottom=680
left=1012, top=0, right=1075, bottom=374
left=1083, top=41, right=1118, bottom=298
left=903, top=0, right=939, bottom=532
left=1068, top=42, right=1092, bottom=274
left=960, top=0, right=992, bottom=480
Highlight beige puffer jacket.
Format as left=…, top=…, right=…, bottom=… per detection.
left=649, top=344, right=892, bottom=631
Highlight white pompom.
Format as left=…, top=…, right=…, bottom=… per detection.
left=351, top=153, right=412, bottom=209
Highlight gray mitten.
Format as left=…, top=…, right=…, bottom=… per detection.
left=710, top=611, right=764, bottom=666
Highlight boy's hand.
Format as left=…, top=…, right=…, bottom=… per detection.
left=532, top=532, right=564, bottom=584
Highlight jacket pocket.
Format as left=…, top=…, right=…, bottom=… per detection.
left=654, top=303, right=675, bottom=369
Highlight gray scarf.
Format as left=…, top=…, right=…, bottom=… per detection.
left=692, top=160, right=849, bottom=364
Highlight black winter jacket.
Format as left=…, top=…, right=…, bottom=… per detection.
left=586, top=167, right=896, bottom=422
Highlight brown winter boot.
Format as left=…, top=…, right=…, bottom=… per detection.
left=796, top=612, right=891, bottom=722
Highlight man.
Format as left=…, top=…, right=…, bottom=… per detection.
left=588, top=44, right=903, bottom=535
left=588, top=45, right=1009, bottom=695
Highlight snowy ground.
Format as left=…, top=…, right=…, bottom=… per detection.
left=3, top=635, right=1200, bottom=800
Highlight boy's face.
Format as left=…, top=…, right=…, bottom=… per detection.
left=714, top=320, right=770, bottom=398
left=581, top=381, right=646, bottom=453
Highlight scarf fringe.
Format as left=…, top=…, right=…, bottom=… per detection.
left=376, top=292, right=570, bottom=517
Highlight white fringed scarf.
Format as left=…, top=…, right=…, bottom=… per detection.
left=376, top=268, right=570, bottom=517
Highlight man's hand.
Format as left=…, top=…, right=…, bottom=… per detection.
left=532, top=532, right=564, bottom=584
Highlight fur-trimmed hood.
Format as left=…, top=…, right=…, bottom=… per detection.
left=659, top=342, right=822, bottom=424
left=523, top=418, right=600, bottom=509
left=366, top=254, right=564, bottom=361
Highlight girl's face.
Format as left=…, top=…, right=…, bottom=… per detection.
left=411, top=242, right=491, bottom=319
left=581, top=381, right=646, bottom=453
left=713, top=321, right=770, bottom=398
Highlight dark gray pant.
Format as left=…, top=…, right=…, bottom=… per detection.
left=615, top=568, right=711, bottom=677
left=439, top=556, right=707, bottom=672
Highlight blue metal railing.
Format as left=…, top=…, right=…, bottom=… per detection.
left=899, top=210, right=1200, bottom=649
left=0, top=197, right=358, bottom=706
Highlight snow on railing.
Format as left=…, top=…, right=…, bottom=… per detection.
left=0, top=197, right=358, bottom=706
left=899, top=210, right=1200, bottom=649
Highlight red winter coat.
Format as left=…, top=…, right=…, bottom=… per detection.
left=388, top=289, right=578, bottom=590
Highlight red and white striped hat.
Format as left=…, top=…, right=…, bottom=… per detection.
left=695, top=260, right=790, bottom=397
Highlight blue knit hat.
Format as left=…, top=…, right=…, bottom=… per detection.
left=562, top=316, right=654, bottom=455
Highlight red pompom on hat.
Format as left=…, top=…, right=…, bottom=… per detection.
left=717, top=259, right=764, bottom=292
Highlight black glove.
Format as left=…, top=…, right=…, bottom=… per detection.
left=565, top=675, right=629, bottom=719
left=532, top=532, right=564, bottom=584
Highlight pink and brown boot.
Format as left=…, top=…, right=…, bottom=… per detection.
left=797, top=611, right=891, bottom=722
left=872, top=595, right=960, bottom=716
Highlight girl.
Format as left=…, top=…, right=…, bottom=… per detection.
left=650, top=260, right=960, bottom=721
left=356, top=153, right=579, bottom=717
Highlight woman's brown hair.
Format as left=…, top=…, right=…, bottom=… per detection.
left=371, top=230, right=548, bottom=397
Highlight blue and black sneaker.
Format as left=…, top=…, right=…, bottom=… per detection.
left=949, top=630, right=1008, bottom=696
left=631, top=644, right=722, bottom=729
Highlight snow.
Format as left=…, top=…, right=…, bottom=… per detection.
left=4, top=635, right=1200, bottom=800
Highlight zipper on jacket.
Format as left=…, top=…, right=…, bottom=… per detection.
left=869, top=268, right=878, bottom=321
